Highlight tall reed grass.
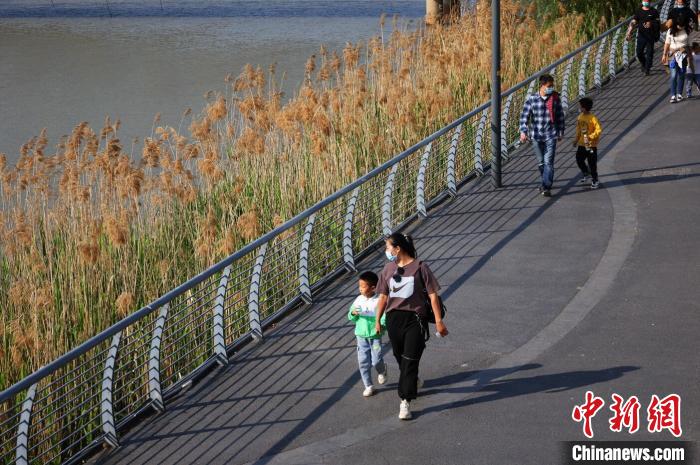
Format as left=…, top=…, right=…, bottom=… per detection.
left=0, top=0, right=607, bottom=391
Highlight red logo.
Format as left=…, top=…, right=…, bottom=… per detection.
left=572, top=391, right=606, bottom=438
left=647, top=394, right=682, bottom=437
left=609, top=394, right=641, bottom=434
left=572, top=392, right=682, bottom=438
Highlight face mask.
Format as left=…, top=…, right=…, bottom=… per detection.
left=642, top=1, right=650, bottom=6
left=544, top=87, right=554, bottom=95
left=385, top=250, right=397, bottom=262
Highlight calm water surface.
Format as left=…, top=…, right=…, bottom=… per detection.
left=0, top=1, right=423, bottom=162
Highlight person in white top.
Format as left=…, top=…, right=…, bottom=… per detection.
left=686, top=42, right=700, bottom=98
left=347, top=270, right=387, bottom=397
left=662, top=12, right=695, bottom=102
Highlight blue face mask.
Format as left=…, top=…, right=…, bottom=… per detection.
left=385, top=250, right=397, bottom=262
left=544, top=87, right=555, bottom=96
left=642, top=1, right=650, bottom=6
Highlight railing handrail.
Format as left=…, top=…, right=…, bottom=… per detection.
left=502, top=16, right=633, bottom=99
left=0, top=7, right=642, bottom=404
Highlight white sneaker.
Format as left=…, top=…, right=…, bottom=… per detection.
left=670, top=95, right=677, bottom=103
left=399, top=399, right=412, bottom=420
left=578, top=175, right=590, bottom=185
left=377, top=368, right=387, bottom=385
left=363, top=386, right=374, bottom=397
left=676, top=94, right=684, bottom=101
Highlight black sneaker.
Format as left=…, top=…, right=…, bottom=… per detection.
left=542, top=189, right=552, bottom=197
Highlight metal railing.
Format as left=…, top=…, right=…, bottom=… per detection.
left=0, top=2, right=668, bottom=463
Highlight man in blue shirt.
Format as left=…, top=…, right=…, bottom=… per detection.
left=519, top=74, right=566, bottom=197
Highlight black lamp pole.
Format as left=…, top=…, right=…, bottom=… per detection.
left=491, top=0, right=502, bottom=188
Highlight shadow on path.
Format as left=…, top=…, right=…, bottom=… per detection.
left=418, top=365, right=639, bottom=417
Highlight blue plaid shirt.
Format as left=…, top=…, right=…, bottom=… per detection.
left=519, top=92, right=566, bottom=142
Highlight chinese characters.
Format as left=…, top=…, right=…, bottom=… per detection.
left=572, top=391, right=682, bottom=438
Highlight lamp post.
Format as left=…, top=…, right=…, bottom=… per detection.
left=491, top=0, right=502, bottom=188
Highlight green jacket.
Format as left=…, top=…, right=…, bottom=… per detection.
left=347, top=294, right=386, bottom=339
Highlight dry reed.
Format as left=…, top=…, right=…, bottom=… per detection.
left=0, top=0, right=599, bottom=391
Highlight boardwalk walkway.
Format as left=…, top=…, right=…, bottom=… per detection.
left=92, top=60, right=700, bottom=465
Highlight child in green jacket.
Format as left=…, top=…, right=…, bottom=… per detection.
left=348, top=271, right=387, bottom=397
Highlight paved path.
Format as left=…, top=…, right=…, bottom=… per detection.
left=93, top=63, right=700, bottom=465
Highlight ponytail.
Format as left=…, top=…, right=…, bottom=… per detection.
left=387, top=232, right=417, bottom=258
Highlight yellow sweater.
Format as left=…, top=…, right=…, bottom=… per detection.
left=575, top=113, right=603, bottom=148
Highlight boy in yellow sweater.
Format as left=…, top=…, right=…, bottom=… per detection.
left=573, top=97, right=603, bottom=189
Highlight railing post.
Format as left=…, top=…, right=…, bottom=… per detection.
left=578, top=45, right=592, bottom=98
left=101, top=331, right=121, bottom=448
left=660, top=0, right=671, bottom=38
left=248, top=243, right=268, bottom=341
left=594, top=36, right=608, bottom=89
left=342, top=187, right=361, bottom=272
left=560, top=57, right=575, bottom=113
left=148, top=304, right=168, bottom=412
left=609, top=29, right=621, bottom=79
left=500, top=92, right=515, bottom=160
left=213, top=266, right=232, bottom=366
left=446, top=125, right=462, bottom=197
left=299, top=214, right=316, bottom=304
left=524, top=78, right=537, bottom=102
left=15, top=383, right=37, bottom=465
left=416, top=143, right=433, bottom=218
left=473, top=109, right=489, bottom=176
left=382, top=164, right=399, bottom=236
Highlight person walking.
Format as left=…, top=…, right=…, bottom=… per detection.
left=573, top=97, right=603, bottom=189
left=519, top=74, right=566, bottom=198
left=374, top=233, right=448, bottom=420
left=626, top=0, right=661, bottom=75
left=667, top=0, right=697, bottom=31
left=662, top=13, right=695, bottom=102
left=688, top=0, right=700, bottom=31
left=348, top=271, right=387, bottom=398
left=685, top=42, right=700, bottom=98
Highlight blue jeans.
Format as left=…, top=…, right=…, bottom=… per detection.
left=532, top=138, right=557, bottom=190
left=670, top=65, right=686, bottom=97
left=356, top=336, right=385, bottom=388
left=686, top=73, right=700, bottom=94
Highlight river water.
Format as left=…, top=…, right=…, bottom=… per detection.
left=0, top=1, right=423, bottom=163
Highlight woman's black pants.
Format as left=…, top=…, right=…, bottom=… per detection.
left=386, top=310, right=425, bottom=401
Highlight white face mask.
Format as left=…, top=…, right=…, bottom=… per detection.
left=385, top=250, right=397, bottom=262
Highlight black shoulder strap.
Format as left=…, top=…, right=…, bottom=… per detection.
left=415, top=260, right=428, bottom=295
